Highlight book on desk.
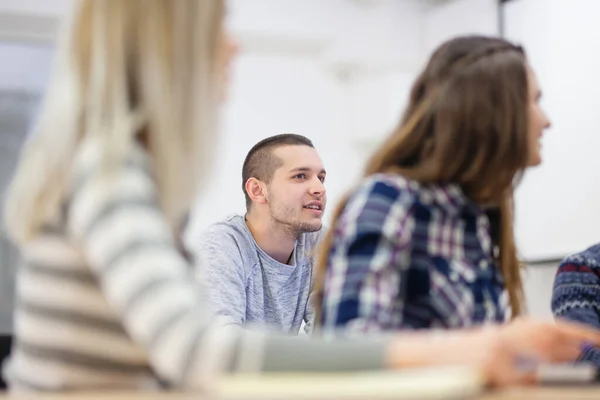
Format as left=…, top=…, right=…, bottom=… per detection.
left=216, top=366, right=484, bottom=400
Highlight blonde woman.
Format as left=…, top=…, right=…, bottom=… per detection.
left=3, top=0, right=600, bottom=392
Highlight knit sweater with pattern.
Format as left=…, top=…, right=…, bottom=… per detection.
left=552, top=244, right=600, bottom=364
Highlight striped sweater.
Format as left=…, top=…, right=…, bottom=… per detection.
left=552, top=244, right=600, bottom=365
left=3, top=139, right=386, bottom=392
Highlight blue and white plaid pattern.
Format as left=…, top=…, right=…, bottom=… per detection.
left=320, top=173, right=509, bottom=336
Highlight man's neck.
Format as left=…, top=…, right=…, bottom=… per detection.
left=245, top=212, right=297, bottom=264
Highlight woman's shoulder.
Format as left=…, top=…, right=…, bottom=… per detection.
left=560, top=244, right=600, bottom=271
left=352, top=173, right=420, bottom=204
left=338, top=173, right=421, bottom=229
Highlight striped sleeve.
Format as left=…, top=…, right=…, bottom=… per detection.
left=552, top=247, right=600, bottom=365
left=66, top=145, right=388, bottom=388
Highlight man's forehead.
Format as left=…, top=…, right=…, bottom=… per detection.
left=272, top=145, right=324, bottom=171
left=273, top=145, right=318, bottom=160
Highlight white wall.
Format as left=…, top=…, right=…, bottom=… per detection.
left=522, top=264, right=556, bottom=320
left=498, top=0, right=600, bottom=320
left=500, top=0, right=600, bottom=320
left=422, top=0, right=499, bottom=60
left=505, top=0, right=600, bottom=262
left=0, top=42, right=53, bottom=333
left=0, top=0, right=69, bottom=15
left=0, top=43, right=53, bottom=90
left=228, top=0, right=423, bottom=69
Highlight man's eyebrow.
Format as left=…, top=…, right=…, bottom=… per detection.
left=288, top=167, right=327, bottom=174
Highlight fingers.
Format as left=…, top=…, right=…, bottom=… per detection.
left=553, top=319, right=600, bottom=345
left=387, top=319, right=599, bottom=388
left=550, top=342, right=585, bottom=363
left=542, top=320, right=600, bottom=362
left=495, top=319, right=591, bottom=365
left=484, top=355, right=537, bottom=387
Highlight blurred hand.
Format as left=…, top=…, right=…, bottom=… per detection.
left=387, top=318, right=600, bottom=387
left=497, top=317, right=600, bottom=364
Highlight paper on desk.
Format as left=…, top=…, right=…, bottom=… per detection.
left=215, top=366, right=484, bottom=400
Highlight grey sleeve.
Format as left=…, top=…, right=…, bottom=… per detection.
left=262, top=335, right=388, bottom=372
left=194, top=229, right=247, bottom=327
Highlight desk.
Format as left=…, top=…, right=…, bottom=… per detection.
left=480, top=386, right=600, bottom=399
left=1, top=388, right=600, bottom=399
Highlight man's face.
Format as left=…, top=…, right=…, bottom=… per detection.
left=266, top=145, right=327, bottom=235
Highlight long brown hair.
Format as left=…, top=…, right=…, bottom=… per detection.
left=315, top=36, right=530, bottom=322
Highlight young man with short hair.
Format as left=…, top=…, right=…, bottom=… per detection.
left=193, top=134, right=326, bottom=334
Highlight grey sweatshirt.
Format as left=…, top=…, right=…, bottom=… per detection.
left=194, top=215, right=318, bottom=334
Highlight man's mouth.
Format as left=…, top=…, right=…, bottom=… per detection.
left=304, top=202, right=323, bottom=211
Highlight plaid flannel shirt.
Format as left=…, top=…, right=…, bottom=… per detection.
left=320, top=173, right=509, bottom=336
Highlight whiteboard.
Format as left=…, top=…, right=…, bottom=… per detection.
left=504, top=0, right=600, bottom=261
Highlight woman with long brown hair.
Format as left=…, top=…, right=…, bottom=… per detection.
left=318, top=35, right=550, bottom=334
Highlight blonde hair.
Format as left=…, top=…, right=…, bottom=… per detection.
left=5, top=0, right=224, bottom=243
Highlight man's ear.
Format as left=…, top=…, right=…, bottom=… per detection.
left=245, top=178, right=268, bottom=205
